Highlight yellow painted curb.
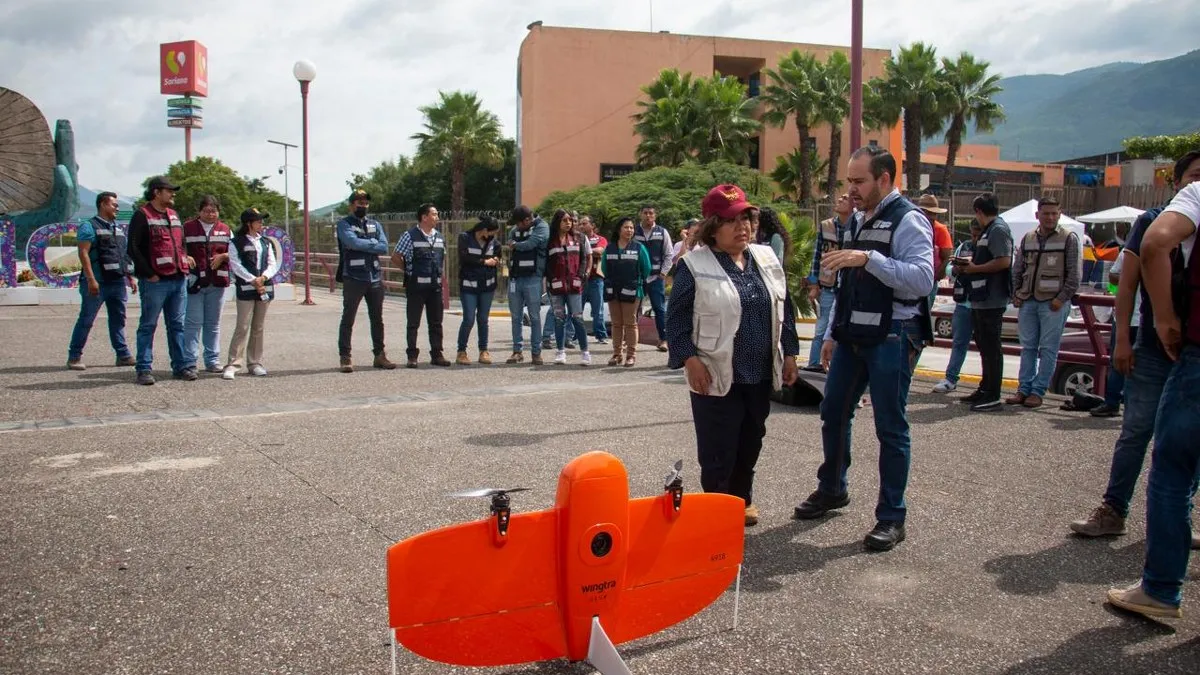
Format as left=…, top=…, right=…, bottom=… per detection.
left=912, top=367, right=1020, bottom=389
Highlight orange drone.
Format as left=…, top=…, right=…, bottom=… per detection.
left=385, top=451, right=747, bottom=674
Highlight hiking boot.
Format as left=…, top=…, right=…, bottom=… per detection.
left=478, top=351, right=493, bottom=365
left=565, top=340, right=578, bottom=350
left=542, top=339, right=553, bottom=350
left=115, top=355, right=136, bottom=367
left=932, top=379, right=957, bottom=394
left=1023, top=394, right=1044, bottom=409
left=744, top=504, right=760, bottom=527
left=431, top=355, right=451, bottom=367
left=67, top=359, right=86, bottom=371
left=136, top=371, right=156, bottom=386
left=1090, top=403, right=1121, bottom=418
left=793, top=490, right=850, bottom=519
left=174, top=368, right=198, bottom=381
left=624, top=354, right=636, bottom=367
left=608, top=354, right=624, bottom=366
left=1106, top=582, right=1182, bottom=619
left=406, top=357, right=418, bottom=369
left=1005, top=392, right=1028, bottom=405
left=531, top=354, right=545, bottom=366
left=456, top=351, right=471, bottom=366
left=1069, top=504, right=1127, bottom=537
left=340, top=356, right=354, bottom=373
left=505, top=351, right=524, bottom=364
left=374, top=353, right=398, bottom=370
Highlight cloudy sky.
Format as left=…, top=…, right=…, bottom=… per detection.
left=1, top=0, right=1190, bottom=210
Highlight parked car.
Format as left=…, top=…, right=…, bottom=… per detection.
left=931, top=295, right=1111, bottom=343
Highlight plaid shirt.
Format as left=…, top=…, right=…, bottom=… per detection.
left=807, top=214, right=850, bottom=284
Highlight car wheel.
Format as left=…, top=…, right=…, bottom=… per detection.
left=935, top=317, right=953, bottom=339
left=1055, top=365, right=1095, bottom=396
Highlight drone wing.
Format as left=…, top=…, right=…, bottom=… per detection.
left=386, top=509, right=566, bottom=666
left=607, top=492, right=745, bottom=644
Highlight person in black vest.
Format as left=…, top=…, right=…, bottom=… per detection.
left=793, top=147, right=934, bottom=552
left=391, top=203, right=449, bottom=368
left=67, top=191, right=136, bottom=370
left=635, top=204, right=674, bottom=351
left=336, top=189, right=395, bottom=372
left=222, top=208, right=278, bottom=380
left=456, top=216, right=501, bottom=365
left=602, top=217, right=651, bottom=366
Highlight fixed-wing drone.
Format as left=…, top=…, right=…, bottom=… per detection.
left=386, top=451, right=746, bottom=674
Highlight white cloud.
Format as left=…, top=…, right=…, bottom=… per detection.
left=0, top=0, right=1186, bottom=210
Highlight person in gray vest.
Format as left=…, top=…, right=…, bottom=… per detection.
left=504, top=206, right=549, bottom=365
left=67, top=191, right=136, bottom=370
left=392, top=203, right=450, bottom=368
left=635, top=204, right=674, bottom=351
left=1008, top=196, right=1081, bottom=409
left=804, top=194, right=853, bottom=372
left=336, top=189, right=396, bottom=372
left=222, top=208, right=278, bottom=379
left=793, top=147, right=934, bottom=552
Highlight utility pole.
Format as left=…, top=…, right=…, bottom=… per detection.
left=268, top=139, right=298, bottom=240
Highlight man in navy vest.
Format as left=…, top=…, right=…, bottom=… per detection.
left=635, top=204, right=674, bottom=351
left=391, top=203, right=450, bottom=368
left=336, top=189, right=396, bottom=372
left=67, top=191, right=136, bottom=370
left=793, top=146, right=934, bottom=552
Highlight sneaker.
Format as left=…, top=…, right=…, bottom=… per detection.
left=136, top=371, right=155, bottom=386
left=565, top=340, right=578, bottom=350
left=222, top=366, right=236, bottom=381
left=1089, top=403, right=1121, bottom=418
left=374, top=353, right=398, bottom=370
left=250, top=365, right=267, bottom=377
left=595, top=337, right=608, bottom=344
left=961, top=390, right=988, bottom=404
left=456, top=351, right=471, bottom=366
left=553, top=350, right=567, bottom=365
left=932, top=379, right=957, bottom=394
left=67, top=360, right=86, bottom=371
left=505, top=351, right=524, bottom=364
left=1069, top=504, right=1127, bottom=537
left=580, top=352, right=591, bottom=367
left=1106, top=582, right=1182, bottom=619
left=744, top=504, right=760, bottom=527
left=478, top=351, right=492, bottom=365
left=970, top=398, right=1002, bottom=412
left=174, top=368, right=198, bottom=381
left=340, top=356, right=353, bottom=373
left=204, top=364, right=224, bottom=374
left=115, top=355, right=136, bottom=367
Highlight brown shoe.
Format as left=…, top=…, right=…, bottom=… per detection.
left=455, top=351, right=471, bottom=366
left=1106, top=582, right=1182, bottom=619
left=430, top=355, right=452, bottom=367
left=115, top=355, right=136, bottom=367
left=505, top=351, right=524, bottom=364
left=1005, top=392, right=1027, bottom=405
left=744, top=504, right=760, bottom=527
left=340, top=356, right=353, bottom=373
left=67, top=359, right=86, bottom=371
left=607, top=354, right=623, bottom=366
left=1069, top=504, right=1127, bottom=537
left=478, top=351, right=492, bottom=365
left=531, top=355, right=545, bottom=366
left=624, top=354, right=636, bottom=367
left=374, top=353, right=398, bottom=370
left=1023, top=394, right=1044, bottom=408
left=657, top=341, right=668, bottom=352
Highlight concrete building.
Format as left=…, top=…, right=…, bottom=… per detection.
left=516, top=24, right=900, bottom=207
left=921, top=144, right=1065, bottom=191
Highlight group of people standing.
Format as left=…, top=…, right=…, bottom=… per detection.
left=67, top=176, right=277, bottom=384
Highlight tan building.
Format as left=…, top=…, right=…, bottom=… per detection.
left=516, top=24, right=901, bottom=207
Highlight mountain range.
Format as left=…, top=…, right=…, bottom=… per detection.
left=963, top=49, right=1200, bottom=162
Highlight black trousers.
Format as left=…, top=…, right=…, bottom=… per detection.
left=339, top=278, right=386, bottom=357
left=405, top=286, right=444, bottom=359
left=971, top=307, right=1006, bottom=399
left=689, top=381, right=773, bottom=506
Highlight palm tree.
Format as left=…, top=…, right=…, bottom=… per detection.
left=878, top=42, right=946, bottom=194
left=691, top=74, right=762, bottom=164
left=815, top=52, right=851, bottom=200
left=940, top=53, right=1005, bottom=192
left=770, top=148, right=828, bottom=203
left=761, top=50, right=824, bottom=205
left=632, top=69, right=700, bottom=167
left=411, top=91, right=504, bottom=218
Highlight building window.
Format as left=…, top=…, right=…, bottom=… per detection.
left=600, top=164, right=635, bottom=183
left=748, top=72, right=761, bottom=98
left=868, top=139, right=879, bottom=148
left=747, top=137, right=761, bottom=171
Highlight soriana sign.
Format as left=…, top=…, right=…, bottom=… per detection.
left=159, top=41, right=208, bottom=96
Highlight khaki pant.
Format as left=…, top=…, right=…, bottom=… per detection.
left=608, top=300, right=640, bottom=358
left=226, top=299, right=269, bottom=369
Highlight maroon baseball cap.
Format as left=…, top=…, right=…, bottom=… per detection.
left=701, top=184, right=756, bottom=219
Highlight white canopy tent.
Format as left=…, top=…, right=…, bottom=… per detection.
left=998, top=199, right=1087, bottom=244
left=1075, top=205, right=1145, bottom=224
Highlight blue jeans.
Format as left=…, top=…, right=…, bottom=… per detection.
left=817, top=319, right=924, bottom=523
left=542, top=296, right=574, bottom=342
left=136, top=276, right=190, bottom=373
left=1101, top=343, right=1174, bottom=518
left=645, top=278, right=667, bottom=341
left=1103, top=326, right=1135, bottom=407
left=1142, top=345, right=1200, bottom=607
left=944, top=304, right=973, bottom=384
left=1017, top=299, right=1070, bottom=397
left=68, top=281, right=131, bottom=361
left=457, top=290, right=494, bottom=352
left=808, top=288, right=836, bottom=365
left=551, top=293, right=589, bottom=352
left=583, top=278, right=607, bottom=339
left=184, top=286, right=227, bottom=369
left=508, top=276, right=543, bottom=356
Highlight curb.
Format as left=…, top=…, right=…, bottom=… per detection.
left=912, top=367, right=1019, bottom=389
left=448, top=309, right=818, bottom=323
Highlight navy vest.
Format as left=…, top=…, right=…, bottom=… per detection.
left=459, top=231, right=498, bottom=294
left=407, top=226, right=445, bottom=291
left=635, top=224, right=667, bottom=273
left=232, top=234, right=274, bottom=302
left=509, top=226, right=540, bottom=278
left=966, top=219, right=1012, bottom=303
left=337, top=216, right=382, bottom=283
left=832, top=195, right=925, bottom=347
left=604, top=241, right=642, bottom=303
left=90, top=216, right=129, bottom=282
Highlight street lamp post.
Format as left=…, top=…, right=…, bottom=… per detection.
left=849, top=0, right=863, bottom=152
left=268, top=139, right=298, bottom=240
left=293, top=59, right=317, bottom=305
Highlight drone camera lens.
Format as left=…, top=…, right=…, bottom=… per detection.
left=590, top=532, right=613, bottom=558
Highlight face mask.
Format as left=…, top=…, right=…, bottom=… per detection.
left=353, top=207, right=367, bottom=219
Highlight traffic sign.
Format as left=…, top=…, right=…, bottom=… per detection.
left=167, top=118, right=203, bottom=129
left=167, top=108, right=203, bottom=119
left=166, top=96, right=204, bottom=108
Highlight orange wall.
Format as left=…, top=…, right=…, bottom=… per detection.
left=924, top=144, right=1002, bottom=162
left=517, top=25, right=897, bottom=207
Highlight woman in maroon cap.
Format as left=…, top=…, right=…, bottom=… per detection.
left=665, top=184, right=800, bottom=526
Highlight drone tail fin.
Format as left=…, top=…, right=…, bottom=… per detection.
left=587, top=616, right=632, bottom=675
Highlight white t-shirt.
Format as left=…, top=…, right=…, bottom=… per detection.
left=1164, top=181, right=1200, bottom=266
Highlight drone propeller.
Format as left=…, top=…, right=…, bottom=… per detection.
left=448, top=487, right=531, bottom=499
left=663, top=459, right=683, bottom=489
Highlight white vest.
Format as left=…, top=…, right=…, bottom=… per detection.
left=681, top=244, right=788, bottom=397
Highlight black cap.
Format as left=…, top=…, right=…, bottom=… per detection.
left=240, top=207, right=269, bottom=224
left=509, top=205, right=533, bottom=225
left=147, top=175, right=181, bottom=192
left=349, top=188, right=371, bottom=203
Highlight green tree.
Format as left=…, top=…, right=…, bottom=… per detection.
left=815, top=52, right=852, bottom=199
left=878, top=42, right=946, bottom=194
left=411, top=91, right=505, bottom=218
left=770, top=148, right=827, bottom=203
left=632, top=70, right=760, bottom=168
left=139, top=157, right=297, bottom=231
left=939, top=52, right=1005, bottom=192
left=1123, top=131, right=1200, bottom=160
left=761, top=50, right=824, bottom=205
left=691, top=74, right=762, bottom=164
left=347, top=138, right=516, bottom=216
